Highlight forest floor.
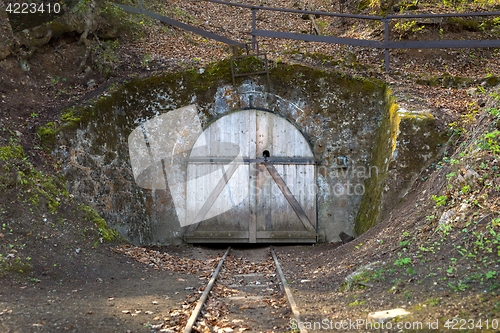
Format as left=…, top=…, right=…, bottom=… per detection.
left=1, top=0, right=500, bottom=332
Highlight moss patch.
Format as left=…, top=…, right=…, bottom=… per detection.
left=79, top=205, right=123, bottom=242
left=0, top=144, right=25, bottom=161
left=416, top=73, right=474, bottom=89
left=355, top=90, right=399, bottom=235
left=0, top=255, right=32, bottom=278
left=0, top=143, right=68, bottom=213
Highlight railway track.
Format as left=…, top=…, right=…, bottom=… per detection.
left=184, top=246, right=307, bottom=333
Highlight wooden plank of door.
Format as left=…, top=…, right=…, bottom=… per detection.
left=249, top=111, right=257, bottom=243
left=264, top=163, right=316, bottom=232
left=248, top=163, right=257, bottom=243
left=189, top=162, right=240, bottom=226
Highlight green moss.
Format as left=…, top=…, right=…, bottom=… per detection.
left=79, top=205, right=123, bottom=242
left=37, top=122, right=58, bottom=151
left=357, top=0, right=372, bottom=12
left=231, top=56, right=266, bottom=76
left=485, top=76, right=500, bottom=87
left=0, top=256, right=32, bottom=277
left=300, top=52, right=342, bottom=66
left=269, top=63, right=385, bottom=96
left=61, top=109, right=82, bottom=126
left=43, top=59, right=387, bottom=156
left=447, top=17, right=480, bottom=32
left=0, top=143, right=68, bottom=213
left=0, top=144, right=25, bottom=161
left=355, top=90, right=399, bottom=235
left=416, top=73, right=473, bottom=88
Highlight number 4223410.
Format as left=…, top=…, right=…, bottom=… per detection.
left=6, top=2, right=62, bottom=14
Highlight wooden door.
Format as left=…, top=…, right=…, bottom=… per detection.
left=184, top=109, right=316, bottom=243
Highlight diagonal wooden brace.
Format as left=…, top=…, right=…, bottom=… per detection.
left=264, top=164, right=315, bottom=232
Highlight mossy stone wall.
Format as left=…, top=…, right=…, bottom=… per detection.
left=46, top=61, right=441, bottom=244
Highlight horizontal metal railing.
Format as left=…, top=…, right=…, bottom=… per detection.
left=116, top=0, right=500, bottom=71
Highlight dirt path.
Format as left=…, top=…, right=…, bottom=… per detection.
left=0, top=246, right=224, bottom=333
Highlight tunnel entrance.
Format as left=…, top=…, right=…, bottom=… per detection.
left=184, top=109, right=317, bottom=243
left=51, top=63, right=444, bottom=245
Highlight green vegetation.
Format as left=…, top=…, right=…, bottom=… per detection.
left=394, top=257, right=412, bottom=267
left=354, top=91, right=399, bottom=234
left=0, top=255, right=32, bottom=278
left=394, top=20, right=426, bottom=39
left=0, top=143, right=68, bottom=213
left=79, top=205, right=123, bottom=243
left=432, top=195, right=448, bottom=207
left=0, top=144, right=25, bottom=161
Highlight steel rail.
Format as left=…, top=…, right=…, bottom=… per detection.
left=271, top=247, right=308, bottom=333
left=206, top=0, right=500, bottom=19
left=114, top=3, right=243, bottom=46
left=182, top=246, right=306, bottom=332
left=115, top=1, right=500, bottom=71
left=387, top=11, right=500, bottom=19
left=183, top=247, right=231, bottom=333
left=205, top=0, right=383, bottom=20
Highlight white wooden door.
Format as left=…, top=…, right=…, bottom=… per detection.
left=185, top=109, right=316, bottom=243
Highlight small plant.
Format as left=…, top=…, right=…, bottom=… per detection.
left=461, top=184, right=471, bottom=194
left=316, top=19, right=329, bottom=32
left=437, top=223, right=453, bottom=237
left=141, top=53, right=152, bottom=67
left=348, top=300, right=365, bottom=306
left=394, top=20, right=426, bottom=39
left=487, top=108, right=500, bottom=117
left=448, top=281, right=469, bottom=292
left=394, top=257, right=412, bottom=267
left=428, top=297, right=440, bottom=306
left=486, top=271, right=497, bottom=280
left=432, top=195, right=448, bottom=207
left=407, top=267, right=416, bottom=275
left=478, top=130, right=500, bottom=154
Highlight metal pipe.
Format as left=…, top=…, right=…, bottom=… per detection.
left=252, top=8, right=257, bottom=51
left=388, top=11, right=500, bottom=19
left=384, top=19, right=390, bottom=72
left=205, top=0, right=383, bottom=20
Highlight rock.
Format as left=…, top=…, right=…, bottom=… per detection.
left=339, top=231, right=355, bottom=244
left=464, top=168, right=480, bottom=186
left=438, top=209, right=455, bottom=226
left=0, top=39, right=13, bottom=60
left=87, top=79, right=97, bottom=89
left=345, top=261, right=381, bottom=290
left=0, top=9, right=14, bottom=60
left=367, top=308, right=411, bottom=323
